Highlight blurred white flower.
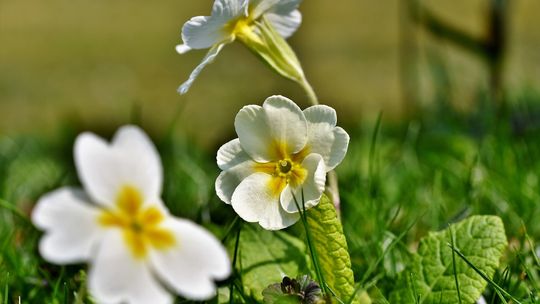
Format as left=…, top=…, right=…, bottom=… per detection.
left=477, top=296, right=487, bottom=304
left=215, top=95, right=349, bottom=230
left=177, top=0, right=303, bottom=94
left=32, top=126, right=230, bottom=304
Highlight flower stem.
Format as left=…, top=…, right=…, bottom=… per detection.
left=299, top=76, right=319, bottom=106
left=298, top=77, right=342, bottom=212
left=327, top=171, right=341, bottom=214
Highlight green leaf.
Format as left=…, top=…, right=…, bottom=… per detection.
left=262, top=284, right=302, bottom=304
left=306, top=194, right=371, bottom=304
left=231, top=224, right=310, bottom=302
left=390, top=215, right=508, bottom=304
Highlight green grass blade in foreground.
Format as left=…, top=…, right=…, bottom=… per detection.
left=229, top=223, right=242, bottom=304
left=449, top=228, right=463, bottom=304
left=0, top=198, right=30, bottom=224
left=306, top=194, right=371, bottom=304
left=390, top=215, right=507, bottom=304
left=449, top=244, right=522, bottom=304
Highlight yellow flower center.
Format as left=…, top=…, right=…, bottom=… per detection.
left=98, top=186, right=175, bottom=259
left=254, top=141, right=311, bottom=197
left=225, top=15, right=263, bottom=45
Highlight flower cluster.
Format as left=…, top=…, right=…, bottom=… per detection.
left=216, top=95, right=349, bottom=230
left=32, top=126, right=231, bottom=303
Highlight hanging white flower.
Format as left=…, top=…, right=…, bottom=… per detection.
left=177, top=0, right=304, bottom=94
left=32, top=126, right=230, bottom=304
left=215, top=95, right=349, bottom=230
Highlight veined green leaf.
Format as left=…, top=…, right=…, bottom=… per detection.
left=306, top=194, right=371, bottom=304
left=390, top=215, right=507, bottom=304
left=230, top=224, right=310, bottom=302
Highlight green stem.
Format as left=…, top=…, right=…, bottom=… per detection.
left=292, top=191, right=327, bottom=296
left=298, top=77, right=343, bottom=212
left=299, top=77, right=319, bottom=106
left=327, top=171, right=341, bottom=214
left=229, top=222, right=242, bottom=304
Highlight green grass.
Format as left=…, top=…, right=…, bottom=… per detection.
left=1, top=92, right=540, bottom=303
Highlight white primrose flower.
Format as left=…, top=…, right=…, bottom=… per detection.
left=32, top=126, right=230, bottom=304
left=215, top=95, right=349, bottom=230
left=177, top=0, right=304, bottom=94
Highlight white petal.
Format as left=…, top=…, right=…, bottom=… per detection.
left=112, top=126, right=163, bottom=191
left=88, top=231, right=172, bottom=304
left=175, top=44, right=191, bottom=54
left=216, top=165, right=255, bottom=204
left=74, top=125, right=163, bottom=207
left=266, top=10, right=302, bottom=38
left=250, top=0, right=302, bottom=37
left=250, top=0, right=301, bottom=19
left=178, top=41, right=230, bottom=95
left=150, top=218, right=231, bottom=300
left=477, top=296, right=487, bottom=304
left=231, top=172, right=300, bottom=230
left=213, top=0, right=249, bottom=20
left=263, top=96, right=307, bottom=154
left=215, top=139, right=256, bottom=204
left=233, top=104, right=269, bottom=162
left=280, top=153, right=326, bottom=213
left=181, top=16, right=229, bottom=50
left=32, top=187, right=102, bottom=264
left=266, top=0, right=302, bottom=15
left=304, top=105, right=337, bottom=126
left=180, top=0, right=247, bottom=50
left=234, top=95, right=307, bottom=162
left=216, top=138, right=249, bottom=171
left=250, top=0, right=281, bottom=18
left=304, top=105, right=350, bottom=171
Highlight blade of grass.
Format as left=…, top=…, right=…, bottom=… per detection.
left=292, top=190, right=327, bottom=296
left=448, top=243, right=522, bottom=304
left=229, top=222, right=242, bottom=304
left=3, top=280, right=8, bottom=304
left=368, top=112, right=383, bottom=202
left=358, top=218, right=417, bottom=286
left=0, top=198, right=31, bottom=224
left=221, top=216, right=240, bottom=242
left=324, top=283, right=346, bottom=304
left=449, top=227, right=463, bottom=304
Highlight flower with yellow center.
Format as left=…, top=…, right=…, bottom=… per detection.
left=176, top=0, right=304, bottom=94
left=215, top=95, right=350, bottom=230
left=32, top=126, right=231, bottom=304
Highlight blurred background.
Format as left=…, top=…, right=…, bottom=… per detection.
left=1, top=0, right=540, bottom=147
